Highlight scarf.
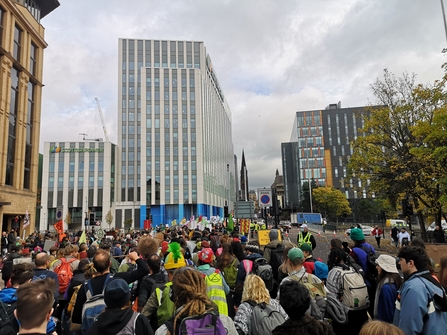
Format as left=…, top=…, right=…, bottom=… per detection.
left=374, top=276, right=393, bottom=318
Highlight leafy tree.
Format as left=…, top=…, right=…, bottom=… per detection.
left=64, top=212, right=72, bottom=225
left=312, top=186, right=352, bottom=220
left=105, top=209, right=113, bottom=227
left=124, top=218, right=133, bottom=227
left=348, top=65, right=447, bottom=231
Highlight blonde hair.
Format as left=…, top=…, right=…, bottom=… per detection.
left=241, top=274, right=270, bottom=305
left=359, top=321, right=404, bottom=335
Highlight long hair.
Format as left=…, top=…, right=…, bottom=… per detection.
left=439, top=254, right=447, bottom=290
left=377, top=270, right=402, bottom=290
left=278, top=246, right=294, bottom=275
left=231, top=241, right=245, bottom=262
left=241, top=274, right=270, bottom=305
left=171, top=268, right=215, bottom=335
left=216, top=242, right=234, bottom=271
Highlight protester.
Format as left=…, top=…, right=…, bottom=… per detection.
left=272, top=280, right=335, bottom=335
left=438, top=254, right=447, bottom=290
left=136, top=254, right=167, bottom=312
left=234, top=274, right=288, bottom=335
left=397, top=227, right=411, bottom=247
left=374, top=254, right=402, bottom=323
left=433, top=224, right=446, bottom=243
left=391, top=226, right=399, bottom=247
left=301, top=243, right=316, bottom=274
left=326, top=247, right=368, bottom=335
left=15, top=279, right=56, bottom=335
left=87, top=278, right=154, bottom=335
left=371, top=226, right=383, bottom=248
left=32, top=253, right=59, bottom=298
left=157, top=267, right=237, bottom=335
left=2, top=244, right=23, bottom=287
left=277, top=246, right=294, bottom=284
left=393, top=246, right=447, bottom=334
left=359, top=321, right=404, bottom=335
left=1, top=231, right=8, bottom=256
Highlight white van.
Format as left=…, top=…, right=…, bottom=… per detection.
left=386, top=219, right=408, bottom=228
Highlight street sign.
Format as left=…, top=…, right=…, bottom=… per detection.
left=258, top=188, right=272, bottom=207
left=56, top=207, right=63, bottom=220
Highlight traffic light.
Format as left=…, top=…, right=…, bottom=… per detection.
left=402, top=200, right=413, bottom=216
left=89, top=212, right=95, bottom=225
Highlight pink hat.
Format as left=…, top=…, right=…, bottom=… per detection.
left=198, top=248, right=214, bottom=263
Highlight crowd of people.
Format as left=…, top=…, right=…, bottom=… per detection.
left=0, top=224, right=446, bottom=335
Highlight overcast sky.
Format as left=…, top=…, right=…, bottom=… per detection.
left=40, top=0, right=447, bottom=190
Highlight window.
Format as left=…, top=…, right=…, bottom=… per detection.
left=0, top=6, right=4, bottom=46
left=23, top=82, right=34, bottom=188
left=29, top=42, right=37, bottom=76
left=6, top=68, right=20, bottom=185
left=13, top=25, right=22, bottom=62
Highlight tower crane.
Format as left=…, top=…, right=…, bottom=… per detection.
left=95, top=97, right=109, bottom=142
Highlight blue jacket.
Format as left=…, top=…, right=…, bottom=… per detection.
left=393, top=270, right=447, bottom=335
left=0, top=287, right=17, bottom=304
left=351, top=243, right=375, bottom=285
left=376, top=282, right=398, bottom=323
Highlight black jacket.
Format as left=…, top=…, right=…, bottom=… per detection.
left=72, top=258, right=149, bottom=324
left=1, top=252, right=22, bottom=281
left=1, top=236, right=7, bottom=249
left=137, top=272, right=167, bottom=309
left=272, top=315, right=335, bottom=335
left=87, top=307, right=153, bottom=335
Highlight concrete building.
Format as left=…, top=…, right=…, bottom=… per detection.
left=282, top=102, right=368, bottom=208
left=40, top=141, right=117, bottom=231
left=0, top=0, right=59, bottom=233
left=116, top=39, right=234, bottom=228
left=271, top=169, right=284, bottom=209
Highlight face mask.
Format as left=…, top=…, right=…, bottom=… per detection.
left=301, top=228, right=304, bottom=232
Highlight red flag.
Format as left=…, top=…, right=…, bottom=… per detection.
left=198, top=215, right=203, bottom=223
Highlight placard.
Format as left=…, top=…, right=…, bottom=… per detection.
left=43, top=240, right=56, bottom=252
left=257, top=229, right=282, bottom=246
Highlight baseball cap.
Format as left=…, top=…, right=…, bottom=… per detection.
left=301, top=224, right=308, bottom=229
left=288, top=248, right=304, bottom=261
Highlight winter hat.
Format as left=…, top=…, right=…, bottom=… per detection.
left=164, top=242, right=186, bottom=270
left=198, top=248, right=214, bottom=263
left=288, top=248, right=304, bottom=261
left=161, top=241, right=169, bottom=253
left=375, top=254, right=399, bottom=274
left=240, top=236, right=248, bottom=244
left=269, top=229, right=279, bottom=241
left=201, top=240, right=210, bottom=248
left=350, top=228, right=365, bottom=241
left=104, top=278, right=131, bottom=309
left=300, top=243, right=312, bottom=253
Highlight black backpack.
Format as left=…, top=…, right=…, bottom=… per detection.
left=269, top=244, right=285, bottom=281
left=354, top=245, right=378, bottom=284
left=0, top=300, right=17, bottom=335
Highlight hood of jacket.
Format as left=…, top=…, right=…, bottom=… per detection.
left=0, top=287, right=17, bottom=304
left=265, top=240, right=282, bottom=248
left=93, top=307, right=135, bottom=335
left=245, top=253, right=263, bottom=260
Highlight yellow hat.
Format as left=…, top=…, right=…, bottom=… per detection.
left=164, top=242, right=186, bottom=270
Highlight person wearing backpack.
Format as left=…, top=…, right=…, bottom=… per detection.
left=136, top=254, right=167, bottom=312
left=234, top=274, right=288, bottom=335
left=158, top=267, right=237, bottom=335
left=70, top=249, right=149, bottom=333
left=273, top=280, right=335, bottom=335
left=349, top=227, right=377, bottom=317
left=32, top=253, right=59, bottom=301
left=326, top=247, right=369, bottom=335
left=233, top=244, right=263, bottom=307
left=196, top=247, right=230, bottom=316
left=393, top=246, right=447, bottom=335
left=86, top=278, right=154, bottom=335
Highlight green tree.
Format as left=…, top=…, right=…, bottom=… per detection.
left=124, top=218, right=133, bottom=227
left=312, top=187, right=352, bottom=220
left=64, top=212, right=71, bottom=226
left=105, top=209, right=113, bottom=227
left=348, top=66, right=447, bottom=231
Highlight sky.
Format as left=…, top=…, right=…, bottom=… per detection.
left=40, top=0, right=447, bottom=191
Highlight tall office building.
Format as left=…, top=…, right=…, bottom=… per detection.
left=282, top=102, right=368, bottom=208
left=117, top=39, right=234, bottom=228
left=0, top=0, right=59, bottom=233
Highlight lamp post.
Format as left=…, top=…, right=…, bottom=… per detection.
left=441, top=0, right=447, bottom=53
left=227, top=164, right=230, bottom=215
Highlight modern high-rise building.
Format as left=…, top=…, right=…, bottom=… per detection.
left=0, top=0, right=59, bottom=233
left=116, top=39, right=234, bottom=228
left=282, top=102, right=368, bottom=209
left=40, top=141, right=117, bottom=231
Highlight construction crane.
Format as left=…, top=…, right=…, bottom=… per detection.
left=95, top=97, right=109, bottom=142
left=79, top=133, right=102, bottom=141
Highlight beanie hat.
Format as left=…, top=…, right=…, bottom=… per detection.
left=240, top=236, right=248, bottom=244
left=104, top=278, right=131, bottom=309
left=164, top=242, right=186, bottom=270
left=161, top=241, right=169, bottom=253
left=100, top=238, right=112, bottom=250
left=300, top=243, right=312, bottom=253
left=201, top=240, right=210, bottom=248
left=350, top=228, right=365, bottom=241
left=198, top=248, right=214, bottom=263
left=269, top=229, right=279, bottom=241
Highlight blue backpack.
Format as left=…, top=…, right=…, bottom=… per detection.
left=81, top=274, right=113, bottom=334
left=314, top=261, right=328, bottom=281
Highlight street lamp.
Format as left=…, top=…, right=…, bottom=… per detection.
left=227, top=164, right=230, bottom=214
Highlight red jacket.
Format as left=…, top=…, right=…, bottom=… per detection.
left=372, top=228, right=383, bottom=237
